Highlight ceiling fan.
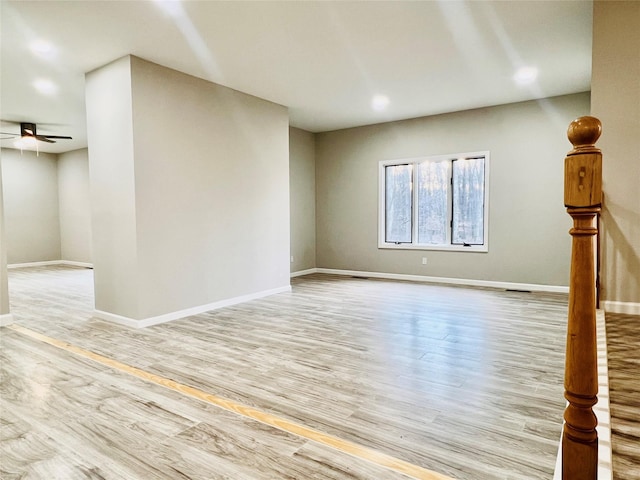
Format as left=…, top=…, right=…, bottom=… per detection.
left=0, top=122, right=72, bottom=144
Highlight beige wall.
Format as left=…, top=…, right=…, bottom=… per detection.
left=289, top=127, right=316, bottom=272
left=0, top=149, right=61, bottom=264
left=86, top=55, right=140, bottom=318
left=58, top=148, right=92, bottom=264
left=0, top=161, right=9, bottom=317
left=592, top=1, right=640, bottom=310
left=316, top=93, right=590, bottom=286
left=0, top=148, right=92, bottom=266
left=87, top=56, right=290, bottom=321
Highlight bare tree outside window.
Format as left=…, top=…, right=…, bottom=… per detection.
left=417, top=160, right=449, bottom=244
left=452, top=157, right=485, bottom=245
left=379, top=152, right=489, bottom=251
left=385, top=164, right=412, bottom=243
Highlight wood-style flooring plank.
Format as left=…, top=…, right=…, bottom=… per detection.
left=3, top=266, right=574, bottom=479
left=2, top=328, right=424, bottom=480
left=605, top=312, right=640, bottom=480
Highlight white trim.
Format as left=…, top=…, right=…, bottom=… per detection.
left=378, top=151, right=490, bottom=252
left=377, top=243, right=488, bottom=253
left=553, top=309, right=612, bottom=480
left=315, top=268, right=569, bottom=293
left=0, top=313, right=14, bottom=327
left=8, top=260, right=61, bottom=269
left=61, top=260, right=93, bottom=268
left=594, top=308, right=613, bottom=480
left=291, top=268, right=318, bottom=278
left=94, top=285, right=292, bottom=328
left=8, top=260, right=93, bottom=269
left=601, top=300, right=640, bottom=316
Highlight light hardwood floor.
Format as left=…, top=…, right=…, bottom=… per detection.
left=1, top=266, right=571, bottom=479
left=605, top=312, right=640, bottom=480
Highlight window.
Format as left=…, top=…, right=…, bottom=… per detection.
left=379, top=151, right=489, bottom=252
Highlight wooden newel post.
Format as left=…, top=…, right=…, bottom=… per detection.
left=562, top=116, right=602, bottom=480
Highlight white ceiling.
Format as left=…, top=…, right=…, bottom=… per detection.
left=1, top=0, right=593, bottom=154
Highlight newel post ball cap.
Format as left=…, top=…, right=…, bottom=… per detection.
left=567, top=116, right=602, bottom=151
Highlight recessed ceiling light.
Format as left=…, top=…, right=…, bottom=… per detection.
left=33, top=78, right=58, bottom=95
left=29, top=39, right=56, bottom=59
left=372, top=94, right=390, bottom=111
left=513, top=66, right=538, bottom=85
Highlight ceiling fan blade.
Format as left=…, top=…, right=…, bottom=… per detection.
left=41, top=135, right=72, bottom=140
left=1, top=122, right=72, bottom=144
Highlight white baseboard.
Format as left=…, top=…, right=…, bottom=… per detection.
left=601, top=300, right=640, bottom=315
left=8, top=260, right=93, bottom=269
left=8, top=260, right=61, bottom=269
left=0, top=313, right=14, bottom=327
left=291, top=268, right=318, bottom=278
left=60, top=260, right=93, bottom=268
left=94, top=285, right=292, bottom=328
left=314, top=268, right=569, bottom=293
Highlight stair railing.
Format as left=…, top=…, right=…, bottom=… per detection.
left=562, top=116, right=602, bottom=479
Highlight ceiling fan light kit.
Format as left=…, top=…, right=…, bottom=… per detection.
left=0, top=121, right=72, bottom=156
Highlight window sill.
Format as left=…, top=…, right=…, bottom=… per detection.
left=378, top=243, right=488, bottom=253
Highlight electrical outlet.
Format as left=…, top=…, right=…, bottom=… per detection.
left=422, top=257, right=427, bottom=265
left=290, top=256, right=294, bottom=263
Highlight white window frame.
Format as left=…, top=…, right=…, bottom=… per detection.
left=378, top=151, right=490, bottom=252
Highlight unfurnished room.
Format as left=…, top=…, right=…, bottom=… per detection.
left=1, top=1, right=638, bottom=479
